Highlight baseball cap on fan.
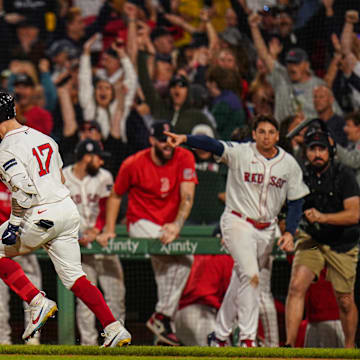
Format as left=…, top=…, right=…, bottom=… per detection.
left=14, top=73, right=35, bottom=87
left=304, top=129, right=329, bottom=148
left=191, top=124, right=215, bottom=138
left=75, top=139, right=110, bottom=161
left=285, top=48, right=309, bottom=64
left=150, top=122, right=173, bottom=142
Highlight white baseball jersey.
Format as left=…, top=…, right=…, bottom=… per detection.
left=63, top=166, right=113, bottom=233
left=218, top=141, right=309, bottom=222
left=0, top=126, right=69, bottom=205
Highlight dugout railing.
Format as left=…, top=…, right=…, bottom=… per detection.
left=33, top=225, right=290, bottom=345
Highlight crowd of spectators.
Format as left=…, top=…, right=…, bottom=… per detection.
left=0, top=0, right=357, bottom=179
left=1, top=0, right=360, bottom=348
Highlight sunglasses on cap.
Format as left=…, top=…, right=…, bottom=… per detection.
left=169, top=79, right=188, bottom=88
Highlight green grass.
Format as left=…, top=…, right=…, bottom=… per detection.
left=0, top=356, right=283, bottom=360
left=0, top=345, right=358, bottom=359
left=0, top=357, right=287, bottom=360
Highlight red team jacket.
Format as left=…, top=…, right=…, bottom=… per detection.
left=178, top=254, right=234, bottom=310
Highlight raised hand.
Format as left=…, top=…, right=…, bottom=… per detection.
left=112, top=39, right=126, bottom=58
left=248, top=12, right=262, bottom=28
left=123, top=1, right=138, bottom=20
left=164, top=131, right=187, bottom=148
left=345, top=10, right=359, bottom=24
left=83, top=33, right=100, bottom=54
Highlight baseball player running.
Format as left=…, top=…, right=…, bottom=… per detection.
left=63, top=139, right=126, bottom=345
left=0, top=91, right=130, bottom=346
left=165, top=115, right=309, bottom=347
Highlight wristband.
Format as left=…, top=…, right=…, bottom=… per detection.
left=9, top=214, right=22, bottom=226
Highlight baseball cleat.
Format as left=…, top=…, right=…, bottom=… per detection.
left=240, top=339, right=256, bottom=347
left=101, top=320, right=131, bottom=347
left=146, top=312, right=181, bottom=346
left=22, top=292, right=58, bottom=341
left=207, top=332, right=229, bottom=347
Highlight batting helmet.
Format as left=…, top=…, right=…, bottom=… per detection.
left=0, top=91, right=15, bottom=123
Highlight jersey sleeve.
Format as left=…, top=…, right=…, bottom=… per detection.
left=286, top=156, right=310, bottom=200
left=99, top=170, right=114, bottom=199
left=179, top=150, right=198, bottom=184
left=0, top=150, right=28, bottom=183
left=114, top=157, right=132, bottom=196
left=214, top=141, right=242, bottom=166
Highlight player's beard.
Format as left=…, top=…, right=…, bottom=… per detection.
left=86, top=162, right=100, bottom=177
left=154, top=143, right=174, bottom=165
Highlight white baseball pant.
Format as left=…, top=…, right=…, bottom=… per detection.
left=76, top=254, right=126, bottom=345
left=174, top=304, right=217, bottom=346
left=0, top=278, right=10, bottom=344
left=216, top=210, right=277, bottom=341
left=0, top=197, right=86, bottom=290
left=129, top=219, right=193, bottom=318
left=258, top=259, right=279, bottom=347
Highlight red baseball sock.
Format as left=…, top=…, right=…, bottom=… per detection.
left=0, top=257, right=40, bottom=303
left=71, top=275, right=116, bottom=328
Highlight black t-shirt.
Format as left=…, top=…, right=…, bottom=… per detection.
left=301, top=162, right=360, bottom=252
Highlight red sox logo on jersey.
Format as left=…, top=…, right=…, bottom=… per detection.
left=160, top=177, right=170, bottom=198
left=244, top=172, right=287, bottom=188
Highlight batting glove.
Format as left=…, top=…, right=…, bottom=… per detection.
left=2, top=223, right=19, bottom=245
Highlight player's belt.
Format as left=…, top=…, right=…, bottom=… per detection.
left=231, top=210, right=271, bottom=230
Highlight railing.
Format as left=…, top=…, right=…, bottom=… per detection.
left=35, top=225, right=286, bottom=344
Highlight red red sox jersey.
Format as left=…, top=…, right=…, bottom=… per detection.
left=218, top=142, right=309, bottom=222
left=114, top=147, right=198, bottom=227
left=63, top=166, right=113, bottom=233
left=0, top=126, right=70, bottom=205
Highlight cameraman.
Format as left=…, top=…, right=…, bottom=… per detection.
left=285, top=124, right=360, bottom=348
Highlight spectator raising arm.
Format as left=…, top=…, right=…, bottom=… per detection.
left=78, top=34, right=99, bottom=123
left=38, top=58, right=57, bottom=112
left=341, top=10, right=359, bottom=73
left=248, top=12, right=275, bottom=73
left=324, top=34, right=343, bottom=88
left=56, top=72, right=78, bottom=138
left=124, top=2, right=139, bottom=66
left=163, top=13, right=197, bottom=34
left=111, top=41, right=138, bottom=143
left=199, top=7, right=220, bottom=55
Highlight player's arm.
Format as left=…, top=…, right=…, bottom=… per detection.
left=165, top=131, right=225, bottom=157
left=96, top=188, right=122, bottom=247
left=160, top=181, right=195, bottom=244
left=0, top=154, right=38, bottom=245
left=277, top=198, right=304, bottom=252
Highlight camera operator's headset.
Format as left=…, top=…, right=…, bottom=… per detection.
left=303, top=118, right=337, bottom=159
